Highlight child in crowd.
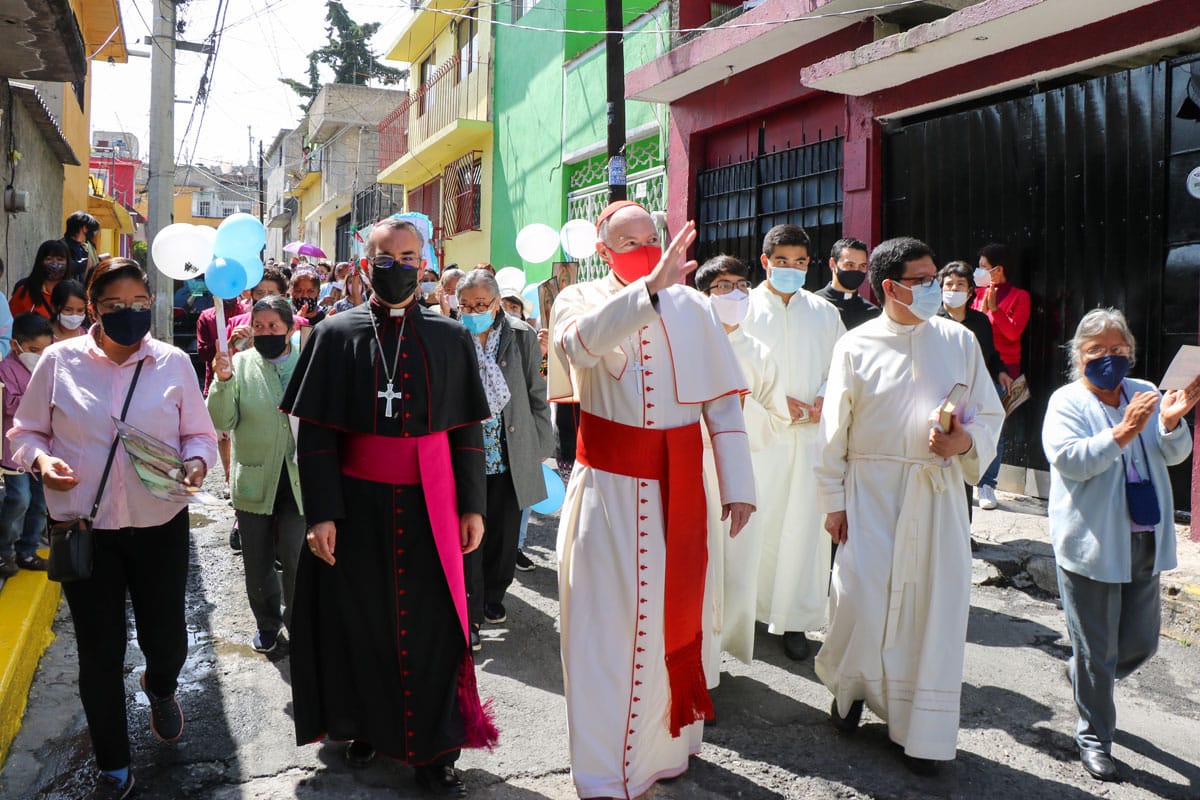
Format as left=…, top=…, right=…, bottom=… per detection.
left=0, top=313, right=54, bottom=576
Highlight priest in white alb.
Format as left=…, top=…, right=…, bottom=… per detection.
left=742, top=224, right=846, bottom=661
left=814, top=236, right=1003, bottom=774
left=549, top=202, right=756, bottom=799
left=694, top=255, right=791, bottom=687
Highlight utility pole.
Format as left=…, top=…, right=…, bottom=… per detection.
left=258, top=140, right=265, bottom=224
left=605, top=0, right=627, bottom=203
left=147, top=0, right=177, bottom=343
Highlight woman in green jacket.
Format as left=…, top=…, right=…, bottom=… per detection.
left=208, top=295, right=305, bottom=654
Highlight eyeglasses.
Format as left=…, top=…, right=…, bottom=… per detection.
left=460, top=301, right=495, bottom=314
left=1083, top=344, right=1133, bottom=358
left=709, top=280, right=750, bottom=294
left=894, top=275, right=938, bottom=289
left=97, top=299, right=152, bottom=314
left=365, top=254, right=419, bottom=270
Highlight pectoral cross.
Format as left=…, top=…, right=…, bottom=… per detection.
left=378, top=381, right=401, bottom=418
left=628, top=362, right=649, bottom=395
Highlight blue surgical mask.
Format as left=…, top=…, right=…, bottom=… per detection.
left=768, top=267, right=806, bottom=294
left=1084, top=355, right=1130, bottom=391
left=461, top=310, right=495, bottom=335
left=893, top=281, right=942, bottom=321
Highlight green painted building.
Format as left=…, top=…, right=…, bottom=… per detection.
left=491, top=0, right=669, bottom=283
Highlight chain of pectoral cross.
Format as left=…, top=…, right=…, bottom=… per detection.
left=368, top=310, right=408, bottom=418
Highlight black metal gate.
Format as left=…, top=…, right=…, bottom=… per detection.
left=884, top=58, right=1200, bottom=507
left=696, top=134, right=844, bottom=286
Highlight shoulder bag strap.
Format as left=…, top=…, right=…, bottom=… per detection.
left=87, top=358, right=146, bottom=522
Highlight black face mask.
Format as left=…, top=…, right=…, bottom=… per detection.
left=253, top=334, right=288, bottom=360
left=293, top=297, right=317, bottom=313
left=101, top=308, right=152, bottom=346
left=837, top=268, right=867, bottom=291
left=369, top=264, right=419, bottom=305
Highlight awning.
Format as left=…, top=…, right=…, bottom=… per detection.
left=88, top=195, right=134, bottom=235
left=8, top=83, right=79, bottom=166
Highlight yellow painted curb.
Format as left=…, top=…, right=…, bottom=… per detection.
left=0, top=560, right=60, bottom=770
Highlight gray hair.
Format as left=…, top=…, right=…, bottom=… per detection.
left=1068, top=307, right=1136, bottom=381
left=441, top=267, right=466, bottom=288
left=252, top=294, right=295, bottom=329
left=456, top=268, right=499, bottom=300
left=369, top=218, right=425, bottom=253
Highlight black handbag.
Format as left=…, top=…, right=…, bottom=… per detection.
left=47, top=360, right=144, bottom=583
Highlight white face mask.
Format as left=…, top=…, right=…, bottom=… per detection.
left=891, top=280, right=942, bottom=321
left=59, top=313, right=86, bottom=330
left=446, top=295, right=460, bottom=311
left=973, top=267, right=992, bottom=288
left=17, top=351, right=40, bottom=372
left=709, top=289, right=750, bottom=326
left=941, top=290, right=969, bottom=309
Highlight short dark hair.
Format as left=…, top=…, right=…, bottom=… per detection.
left=252, top=295, right=295, bottom=329
left=695, top=255, right=749, bottom=293
left=258, top=267, right=288, bottom=295
left=87, top=257, right=151, bottom=305
left=938, top=260, right=975, bottom=290
left=978, top=242, right=1014, bottom=270
left=831, top=237, right=869, bottom=262
left=869, top=237, right=936, bottom=300
left=761, top=224, right=811, bottom=257
left=65, top=211, right=100, bottom=239
left=12, top=312, right=52, bottom=343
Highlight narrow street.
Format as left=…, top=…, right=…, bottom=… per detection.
left=2, top=491, right=1199, bottom=800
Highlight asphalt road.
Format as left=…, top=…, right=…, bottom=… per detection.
left=2, top=494, right=1199, bottom=800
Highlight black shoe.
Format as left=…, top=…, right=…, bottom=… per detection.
left=252, top=630, right=279, bottom=653
left=0, top=555, right=17, bottom=579
left=84, top=771, right=135, bottom=800
left=830, top=698, right=863, bottom=733
left=470, top=627, right=482, bottom=652
left=140, top=674, right=183, bottom=743
left=414, top=763, right=467, bottom=796
left=483, top=602, right=507, bottom=624
left=1079, top=749, right=1120, bottom=782
left=903, top=755, right=940, bottom=776
left=344, top=739, right=376, bottom=768
left=514, top=551, right=535, bottom=572
left=229, top=526, right=242, bottom=554
left=15, top=553, right=48, bottom=571
left=783, top=631, right=810, bottom=661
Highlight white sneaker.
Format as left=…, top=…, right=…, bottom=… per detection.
left=979, top=486, right=999, bottom=510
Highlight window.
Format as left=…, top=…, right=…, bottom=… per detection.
left=511, top=0, right=536, bottom=23
left=457, top=6, right=478, bottom=83
left=197, top=199, right=212, bottom=217
left=418, top=54, right=436, bottom=115
left=443, top=152, right=482, bottom=237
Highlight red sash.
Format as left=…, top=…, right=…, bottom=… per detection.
left=575, top=411, right=713, bottom=736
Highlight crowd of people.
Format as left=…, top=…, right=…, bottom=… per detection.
left=0, top=203, right=1197, bottom=800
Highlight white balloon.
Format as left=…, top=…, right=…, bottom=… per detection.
left=515, top=223, right=560, bottom=264
left=560, top=219, right=598, bottom=260
left=151, top=223, right=214, bottom=280
left=494, top=266, right=526, bottom=296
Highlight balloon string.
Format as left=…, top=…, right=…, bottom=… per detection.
left=215, top=299, right=229, bottom=357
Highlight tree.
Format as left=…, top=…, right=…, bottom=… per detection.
left=280, top=1, right=408, bottom=110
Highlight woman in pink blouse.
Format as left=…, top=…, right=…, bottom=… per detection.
left=9, top=258, right=217, bottom=800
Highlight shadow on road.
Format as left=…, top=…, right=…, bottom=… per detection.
left=1114, top=729, right=1200, bottom=800
left=966, top=605, right=1064, bottom=650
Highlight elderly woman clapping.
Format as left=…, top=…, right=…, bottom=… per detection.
left=456, top=268, right=554, bottom=652
left=1042, top=308, right=1200, bottom=783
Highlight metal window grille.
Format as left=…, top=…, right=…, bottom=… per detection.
left=443, top=151, right=482, bottom=238
left=566, top=165, right=667, bottom=282
left=197, top=199, right=212, bottom=217
left=696, top=136, right=843, bottom=285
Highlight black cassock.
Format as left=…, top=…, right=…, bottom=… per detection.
left=280, top=301, right=493, bottom=764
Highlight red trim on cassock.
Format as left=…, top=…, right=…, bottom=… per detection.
left=575, top=411, right=713, bottom=737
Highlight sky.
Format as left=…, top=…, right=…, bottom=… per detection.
left=91, top=0, right=414, bottom=167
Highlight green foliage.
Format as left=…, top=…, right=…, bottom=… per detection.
left=279, top=1, right=408, bottom=110
left=131, top=239, right=148, bottom=270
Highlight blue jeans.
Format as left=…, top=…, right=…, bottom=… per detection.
left=979, top=380, right=1006, bottom=489
left=518, top=507, right=531, bottom=549
left=0, top=471, right=48, bottom=559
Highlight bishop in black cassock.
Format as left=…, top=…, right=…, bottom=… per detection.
left=280, top=218, right=496, bottom=795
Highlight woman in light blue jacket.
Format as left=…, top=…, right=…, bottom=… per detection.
left=1042, top=308, right=1200, bottom=784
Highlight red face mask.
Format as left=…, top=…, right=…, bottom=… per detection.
left=605, top=245, right=662, bottom=284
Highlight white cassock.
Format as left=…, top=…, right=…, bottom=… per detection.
left=701, top=326, right=791, bottom=687
left=814, top=314, right=1003, bottom=760
left=549, top=274, right=755, bottom=800
left=741, top=284, right=845, bottom=633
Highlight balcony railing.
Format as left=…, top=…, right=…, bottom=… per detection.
left=379, top=53, right=491, bottom=172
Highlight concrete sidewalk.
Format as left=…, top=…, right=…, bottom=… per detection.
left=969, top=491, right=1200, bottom=640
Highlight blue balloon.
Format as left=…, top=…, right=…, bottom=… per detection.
left=213, top=213, right=266, bottom=264
left=242, top=258, right=264, bottom=289
left=522, top=283, right=540, bottom=318
left=204, top=257, right=248, bottom=299
left=531, top=462, right=566, bottom=515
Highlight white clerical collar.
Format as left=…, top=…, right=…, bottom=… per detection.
left=842, top=292, right=855, bottom=300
